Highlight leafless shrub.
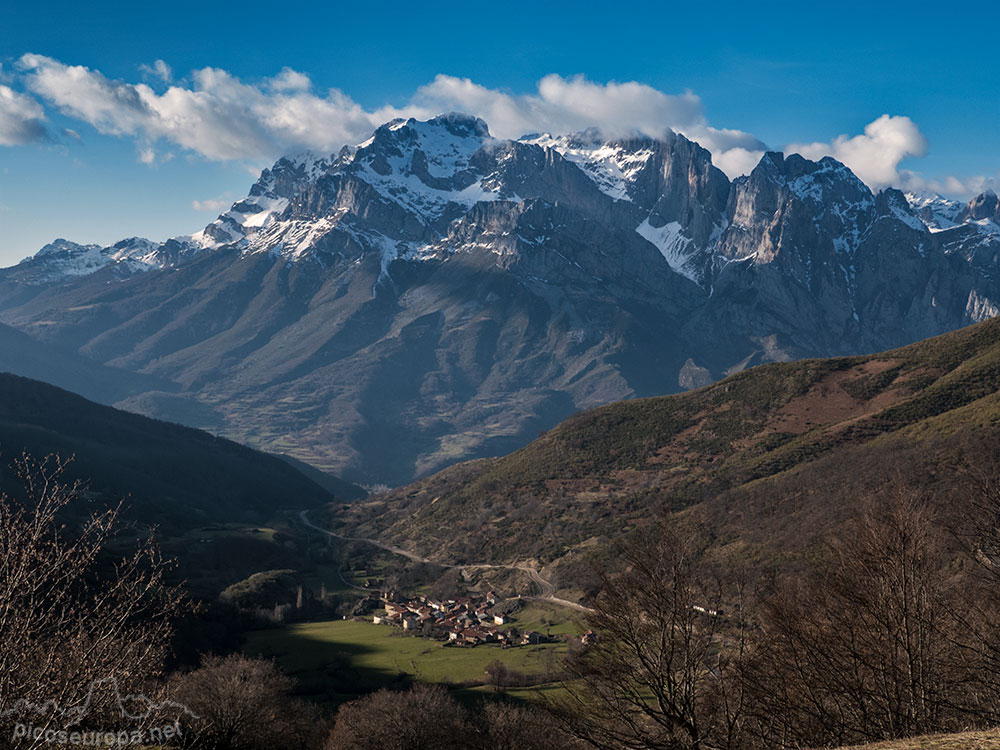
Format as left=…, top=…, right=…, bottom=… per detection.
left=166, top=654, right=326, bottom=750
left=475, top=700, right=584, bottom=750
left=325, top=684, right=469, bottom=750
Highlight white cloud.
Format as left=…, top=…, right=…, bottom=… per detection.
left=192, top=194, right=234, bottom=212
left=0, top=84, right=47, bottom=145
left=712, top=147, right=766, bottom=181
left=412, top=74, right=766, bottom=176
left=20, top=54, right=152, bottom=137
left=18, top=54, right=404, bottom=161
left=896, top=170, right=998, bottom=200
left=140, top=59, right=173, bottom=84
left=411, top=74, right=704, bottom=139
left=8, top=55, right=989, bottom=197
left=14, top=56, right=764, bottom=175
left=786, top=115, right=928, bottom=189
left=268, top=67, right=311, bottom=92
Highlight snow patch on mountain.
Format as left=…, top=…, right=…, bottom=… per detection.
left=33, top=238, right=101, bottom=259
left=15, top=237, right=173, bottom=283
left=522, top=131, right=651, bottom=202
left=973, top=218, right=1000, bottom=235
left=28, top=240, right=108, bottom=279
left=351, top=115, right=505, bottom=225
left=787, top=159, right=866, bottom=203
left=906, top=193, right=965, bottom=231
left=636, top=218, right=697, bottom=281
left=888, top=200, right=928, bottom=233
left=192, top=195, right=293, bottom=249
left=405, top=116, right=489, bottom=178
left=361, top=165, right=501, bottom=224
left=259, top=217, right=339, bottom=259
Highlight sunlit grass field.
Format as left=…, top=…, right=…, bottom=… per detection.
left=245, top=618, right=568, bottom=685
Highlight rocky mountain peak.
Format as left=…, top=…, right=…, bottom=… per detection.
left=965, top=189, right=1000, bottom=222
left=427, top=112, right=492, bottom=139
left=250, top=153, right=329, bottom=199
left=8, top=235, right=172, bottom=285
left=357, top=113, right=492, bottom=169
left=33, top=238, right=101, bottom=258
left=755, top=152, right=869, bottom=204
left=906, top=192, right=966, bottom=230
left=874, top=188, right=926, bottom=230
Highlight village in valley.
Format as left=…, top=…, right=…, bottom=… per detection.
left=367, top=588, right=595, bottom=649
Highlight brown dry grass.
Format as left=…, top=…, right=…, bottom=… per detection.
left=836, top=729, right=1000, bottom=749
left=766, top=363, right=905, bottom=436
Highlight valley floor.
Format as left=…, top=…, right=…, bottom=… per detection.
left=244, top=613, right=577, bottom=704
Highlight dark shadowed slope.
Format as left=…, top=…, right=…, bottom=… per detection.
left=277, top=453, right=367, bottom=500
left=0, top=373, right=360, bottom=532
left=0, top=321, right=177, bottom=404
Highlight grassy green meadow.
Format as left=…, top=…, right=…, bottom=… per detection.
left=245, top=618, right=570, bottom=701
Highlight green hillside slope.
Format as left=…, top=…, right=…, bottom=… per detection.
left=335, top=317, right=1000, bottom=572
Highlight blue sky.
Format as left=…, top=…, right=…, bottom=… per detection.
left=1, top=0, right=998, bottom=265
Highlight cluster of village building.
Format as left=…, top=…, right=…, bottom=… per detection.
left=371, top=590, right=548, bottom=647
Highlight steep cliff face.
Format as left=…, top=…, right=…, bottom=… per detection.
left=523, top=130, right=730, bottom=286
left=683, top=153, right=1000, bottom=373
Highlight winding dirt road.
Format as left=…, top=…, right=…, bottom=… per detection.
left=298, top=510, right=592, bottom=613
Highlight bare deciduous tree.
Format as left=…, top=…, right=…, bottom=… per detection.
left=556, top=520, right=748, bottom=750
left=0, top=454, right=186, bottom=749
left=484, top=660, right=509, bottom=694
left=327, top=684, right=581, bottom=750
left=949, top=445, right=1000, bottom=716
left=745, top=489, right=986, bottom=748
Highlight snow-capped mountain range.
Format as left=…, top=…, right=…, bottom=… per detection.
left=17, top=114, right=998, bottom=293
left=2, top=113, right=999, bottom=483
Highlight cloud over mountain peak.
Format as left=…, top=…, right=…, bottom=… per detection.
left=0, top=54, right=986, bottom=199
